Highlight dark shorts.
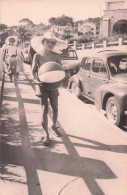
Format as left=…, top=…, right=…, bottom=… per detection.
left=40, top=86, right=59, bottom=99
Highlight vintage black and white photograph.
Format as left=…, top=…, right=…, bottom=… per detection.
left=0, top=0, right=127, bottom=194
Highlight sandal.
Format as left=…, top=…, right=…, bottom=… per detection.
left=42, top=137, right=50, bottom=146
left=52, top=126, right=61, bottom=137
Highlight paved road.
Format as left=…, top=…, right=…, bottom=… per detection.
left=0, top=64, right=127, bottom=195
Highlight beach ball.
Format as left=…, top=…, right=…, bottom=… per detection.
left=38, top=62, right=65, bottom=90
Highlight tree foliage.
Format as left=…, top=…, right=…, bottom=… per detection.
left=0, top=24, right=8, bottom=32
left=48, top=17, right=56, bottom=25
left=49, top=15, right=73, bottom=26
left=17, top=26, right=32, bottom=42
left=18, top=18, right=34, bottom=27
left=0, top=32, right=9, bottom=42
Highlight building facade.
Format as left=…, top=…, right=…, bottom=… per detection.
left=100, top=0, right=127, bottom=37
left=78, top=22, right=96, bottom=35
left=51, top=24, right=73, bottom=34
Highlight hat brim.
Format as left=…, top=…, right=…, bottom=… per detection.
left=31, top=36, right=68, bottom=54
left=5, top=36, right=18, bottom=46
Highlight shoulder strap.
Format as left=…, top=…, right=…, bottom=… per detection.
left=5, top=47, right=8, bottom=54
left=16, top=48, right=17, bottom=56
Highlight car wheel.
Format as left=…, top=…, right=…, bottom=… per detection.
left=71, top=82, right=81, bottom=98
left=106, top=97, right=121, bottom=126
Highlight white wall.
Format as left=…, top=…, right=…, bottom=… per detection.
left=76, top=45, right=127, bottom=60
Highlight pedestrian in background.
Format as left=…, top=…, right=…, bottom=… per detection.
left=3, top=36, right=18, bottom=81
left=16, top=41, right=24, bottom=76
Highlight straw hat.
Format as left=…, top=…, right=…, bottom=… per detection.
left=31, top=31, right=68, bottom=54
left=5, top=36, right=18, bottom=46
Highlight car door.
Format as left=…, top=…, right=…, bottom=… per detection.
left=79, top=57, right=92, bottom=97
left=89, top=58, right=108, bottom=100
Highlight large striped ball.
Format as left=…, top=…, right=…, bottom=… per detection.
left=38, top=62, right=65, bottom=90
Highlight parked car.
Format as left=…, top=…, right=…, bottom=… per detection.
left=60, top=49, right=80, bottom=86
left=68, top=50, right=127, bottom=127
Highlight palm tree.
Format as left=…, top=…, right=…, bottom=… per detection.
left=17, top=26, right=32, bottom=44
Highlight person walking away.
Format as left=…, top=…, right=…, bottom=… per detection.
left=2, top=43, right=9, bottom=73
left=31, top=32, right=63, bottom=146
left=16, top=41, right=24, bottom=77
left=3, top=37, right=18, bottom=82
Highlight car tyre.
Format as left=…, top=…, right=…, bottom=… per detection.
left=71, top=82, right=81, bottom=98
left=106, top=96, right=121, bottom=126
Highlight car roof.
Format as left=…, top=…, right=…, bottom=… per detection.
left=84, top=50, right=127, bottom=60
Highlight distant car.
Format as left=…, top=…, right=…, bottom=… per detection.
left=61, top=49, right=80, bottom=86
left=68, top=50, right=127, bottom=126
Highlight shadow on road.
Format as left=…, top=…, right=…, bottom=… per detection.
left=79, top=95, right=127, bottom=132
left=0, top=72, right=117, bottom=195
left=67, top=134, right=127, bottom=154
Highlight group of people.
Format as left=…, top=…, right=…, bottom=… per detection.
left=2, top=32, right=67, bottom=147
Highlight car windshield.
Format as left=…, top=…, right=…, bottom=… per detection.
left=61, top=49, right=78, bottom=60
left=108, top=55, right=127, bottom=75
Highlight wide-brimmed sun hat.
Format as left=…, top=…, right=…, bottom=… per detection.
left=5, top=36, right=18, bottom=46
left=41, top=31, right=57, bottom=43
left=31, top=31, right=68, bottom=54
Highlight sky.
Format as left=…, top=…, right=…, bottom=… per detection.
left=0, top=0, right=106, bottom=26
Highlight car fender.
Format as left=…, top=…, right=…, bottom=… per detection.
left=95, top=84, right=107, bottom=110
left=68, top=74, right=81, bottom=90
left=95, top=83, right=127, bottom=115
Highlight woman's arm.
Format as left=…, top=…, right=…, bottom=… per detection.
left=30, top=53, right=38, bottom=80
left=30, top=53, right=42, bottom=84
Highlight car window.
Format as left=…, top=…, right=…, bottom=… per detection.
left=100, top=62, right=107, bottom=74
left=119, top=58, right=127, bottom=71
left=92, top=59, right=107, bottom=75
left=61, top=49, right=78, bottom=60
left=69, top=51, right=77, bottom=57
left=108, top=55, right=127, bottom=75
left=82, top=58, right=92, bottom=71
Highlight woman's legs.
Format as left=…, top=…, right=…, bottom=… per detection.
left=50, top=96, right=58, bottom=127
left=40, top=96, right=49, bottom=140
left=8, top=57, right=17, bottom=82
left=50, top=96, right=61, bottom=137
